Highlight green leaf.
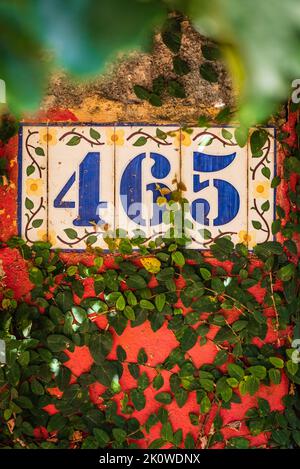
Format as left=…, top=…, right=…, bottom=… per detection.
left=247, top=366, right=266, bottom=379
left=94, top=428, right=110, bottom=448
left=130, top=388, right=146, bottom=411
left=271, top=176, right=281, bottom=188
left=167, top=80, right=186, bottom=98
left=269, top=357, right=284, bottom=368
left=47, top=334, right=71, bottom=352
left=200, top=62, right=218, bottom=82
left=171, top=251, right=185, bottom=266
left=124, top=305, right=135, bottom=321
left=228, top=437, right=250, bottom=449
left=261, top=200, right=270, bottom=212
left=162, top=17, right=182, bottom=53
left=90, top=128, right=101, bottom=140
left=116, top=294, right=126, bottom=311
left=137, top=348, right=148, bottom=365
left=112, top=428, right=127, bottom=443
left=201, top=45, right=221, bottom=60
left=228, top=363, right=245, bottom=381
left=269, top=368, right=281, bottom=384
left=116, top=345, right=127, bottom=362
left=200, top=395, right=211, bottom=414
left=31, top=378, right=44, bottom=396
left=174, top=388, right=188, bottom=408
left=262, top=167, right=271, bottom=179
left=29, top=267, right=43, bottom=286
left=199, top=267, right=211, bottom=280
left=277, top=264, right=295, bottom=282
left=286, top=360, right=298, bottom=376
left=35, top=146, right=45, bottom=156
left=89, top=332, right=113, bottom=362
left=250, top=129, right=268, bottom=155
left=180, top=327, right=197, bottom=352
left=25, top=197, right=34, bottom=210
left=252, top=220, right=262, bottom=230
left=66, top=135, right=81, bottom=146
left=155, top=392, right=172, bottom=404
left=161, top=421, right=173, bottom=442
left=214, top=350, right=228, bottom=366
left=140, top=299, right=154, bottom=310
left=26, top=165, right=35, bottom=176
left=126, top=274, right=147, bottom=289
left=32, top=218, right=43, bottom=228
left=155, top=293, right=166, bottom=312
left=173, top=56, right=190, bottom=75
left=153, top=374, right=164, bottom=390
left=64, top=228, right=78, bottom=240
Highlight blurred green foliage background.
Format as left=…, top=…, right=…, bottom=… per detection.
left=0, top=0, right=300, bottom=125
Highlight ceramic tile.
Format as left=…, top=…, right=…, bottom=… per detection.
left=114, top=125, right=180, bottom=244
left=47, top=125, right=114, bottom=249
left=247, top=128, right=276, bottom=247
left=18, top=124, right=276, bottom=251
left=19, top=126, right=48, bottom=244
left=181, top=127, right=248, bottom=248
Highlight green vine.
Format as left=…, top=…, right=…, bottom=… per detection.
left=1, top=110, right=300, bottom=448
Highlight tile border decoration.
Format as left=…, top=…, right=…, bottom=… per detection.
left=17, top=123, right=276, bottom=251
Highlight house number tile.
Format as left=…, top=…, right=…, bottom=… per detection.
left=18, top=124, right=276, bottom=250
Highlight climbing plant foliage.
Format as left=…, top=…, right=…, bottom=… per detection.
left=1, top=112, right=300, bottom=449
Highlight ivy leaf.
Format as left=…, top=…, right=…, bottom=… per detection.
left=171, top=251, right=185, bottom=266
left=162, top=17, right=182, bottom=53
left=250, top=129, right=268, bottom=156
left=201, top=45, right=221, bottom=60
left=199, top=267, right=211, bottom=280
left=126, top=274, right=147, bottom=289
left=133, top=85, right=151, bottom=101
left=167, top=80, right=186, bottom=98
left=93, top=429, right=110, bottom=448
left=153, top=374, right=164, bottom=390
left=200, top=62, right=218, bottom=82
left=47, top=334, right=72, bottom=352
left=130, top=389, right=146, bottom=411
left=200, top=395, right=211, bottom=413
left=277, top=264, right=295, bottom=282
left=228, top=363, right=245, bottom=381
left=173, top=56, right=190, bottom=75
left=269, top=357, right=284, bottom=369
left=155, top=392, right=172, bottom=404
left=137, top=348, right=148, bottom=365
left=32, top=218, right=43, bottom=228
left=180, top=327, right=197, bottom=352
left=214, top=350, right=228, bottom=366
left=155, top=293, right=166, bottom=312
left=174, top=388, right=188, bottom=408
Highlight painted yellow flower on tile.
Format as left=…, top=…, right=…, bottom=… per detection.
left=140, top=257, right=161, bottom=274
left=37, top=229, right=57, bottom=246
left=107, top=129, right=125, bottom=145
left=174, top=130, right=191, bottom=147
left=253, top=181, right=270, bottom=199
left=39, top=128, right=57, bottom=146
left=238, top=230, right=256, bottom=248
left=26, top=178, right=43, bottom=196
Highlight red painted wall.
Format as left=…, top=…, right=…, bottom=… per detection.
left=0, top=108, right=298, bottom=448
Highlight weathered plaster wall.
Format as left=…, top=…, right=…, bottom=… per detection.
left=42, top=20, right=233, bottom=124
